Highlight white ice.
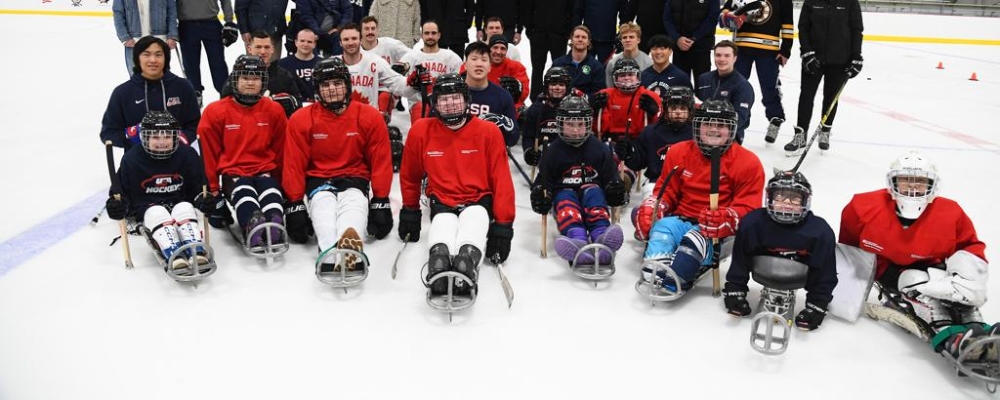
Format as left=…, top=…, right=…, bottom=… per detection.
left=0, top=10, right=998, bottom=400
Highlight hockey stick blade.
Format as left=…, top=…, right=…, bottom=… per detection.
left=391, top=234, right=411, bottom=280
left=493, top=257, right=514, bottom=308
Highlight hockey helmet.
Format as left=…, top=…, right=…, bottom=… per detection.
left=543, top=66, right=572, bottom=102
left=886, top=151, right=939, bottom=219
left=432, top=72, right=471, bottom=126
left=612, top=57, right=641, bottom=93
left=313, top=57, right=352, bottom=111
left=140, top=111, right=181, bottom=160
left=766, top=169, right=812, bottom=224
left=229, top=55, right=269, bottom=106
left=662, top=86, right=695, bottom=128
left=692, top=99, right=738, bottom=157
left=556, top=95, right=593, bottom=147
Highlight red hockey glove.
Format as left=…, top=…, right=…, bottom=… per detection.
left=633, top=196, right=669, bottom=241
left=720, top=11, right=747, bottom=31
left=699, top=207, right=740, bottom=239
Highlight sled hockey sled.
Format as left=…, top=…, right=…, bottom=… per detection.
left=635, top=238, right=733, bottom=304
left=747, top=255, right=808, bottom=355
left=226, top=221, right=290, bottom=264
left=568, top=243, right=616, bottom=284
left=828, top=244, right=877, bottom=322
left=133, top=221, right=217, bottom=284
left=421, top=263, right=477, bottom=322
left=314, top=246, right=370, bottom=291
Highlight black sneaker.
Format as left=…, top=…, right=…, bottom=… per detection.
left=196, top=91, right=203, bottom=108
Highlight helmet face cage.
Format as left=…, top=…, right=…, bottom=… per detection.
left=230, top=56, right=269, bottom=106
left=140, top=111, right=180, bottom=160
left=886, top=152, right=939, bottom=219
left=692, top=116, right=736, bottom=156
left=766, top=177, right=812, bottom=224
left=613, top=66, right=640, bottom=93
left=313, top=59, right=352, bottom=111
left=663, top=88, right=694, bottom=127
left=432, top=73, right=471, bottom=125
left=544, top=68, right=572, bottom=101
left=556, top=96, right=593, bottom=146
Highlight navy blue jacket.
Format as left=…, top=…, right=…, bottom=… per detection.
left=350, top=0, right=373, bottom=24
left=641, top=64, right=692, bottom=95
left=696, top=70, right=754, bottom=140
left=534, top=135, right=619, bottom=193
left=235, top=0, right=290, bottom=35
left=295, top=0, right=353, bottom=37
left=663, top=0, right=720, bottom=51
left=571, top=0, right=627, bottom=43
left=625, top=121, right=692, bottom=181
left=118, top=145, right=207, bottom=221
left=469, top=81, right=519, bottom=147
left=727, top=209, right=839, bottom=307
left=100, top=71, right=201, bottom=149
left=520, top=99, right=559, bottom=153
left=551, top=53, right=607, bottom=98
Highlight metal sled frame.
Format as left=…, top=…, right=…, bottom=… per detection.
left=134, top=223, right=217, bottom=284
left=569, top=243, right=616, bottom=283
left=420, top=263, right=477, bottom=322
left=314, top=248, right=370, bottom=290
left=240, top=222, right=290, bottom=262
left=634, top=256, right=685, bottom=303
left=750, top=288, right=796, bottom=355
left=943, top=337, right=1000, bottom=392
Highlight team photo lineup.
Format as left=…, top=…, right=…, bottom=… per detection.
left=98, top=0, right=994, bottom=388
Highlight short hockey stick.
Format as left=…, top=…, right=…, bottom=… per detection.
left=492, top=255, right=514, bottom=308
left=391, top=234, right=411, bottom=280
left=709, top=147, right=721, bottom=297
left=105, top=141, right=134, bottom=269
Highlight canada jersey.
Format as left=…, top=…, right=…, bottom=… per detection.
left=839, top=190, right=987, bottom=279
left=283, top=102, right=392, bottom=202
left=651, top=140, right=765, bottom=220
left=364, top=37, right=411, bottom=65
left=399, top=48, right=463, bottom=79
left=199, top=96, right=287, bottom=193
left=399, top=117, right=516, bottom=224
left=337, top=52, right=414, bottom=108
left=596, top=86, right=661, bottom=138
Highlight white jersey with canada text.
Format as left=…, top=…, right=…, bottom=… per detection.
left=337, top=51, right=415, bottom=108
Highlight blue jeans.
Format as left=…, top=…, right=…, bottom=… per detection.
left=735, top=54, right=785, bottom=121
left=124, top=46, right=134, bottom=76
left=178, top=19, right=229, bottom=93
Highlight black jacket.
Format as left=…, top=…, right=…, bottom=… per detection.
left=235, top=0, right=290, bottom=36
left=622, top=0, right=667, bottom=53
left=520, top=0, right=574, bottom=38
left=799, top=0, right=864, bottom=65
left=222, top=63, right=302, bottom=103
left=421, top=0, right=475, bottom=45
left=663, top=0, right=720, bottom=51
left=571, top=0, right=627, bottom=43
left=475, top=0, right=522, bottom=34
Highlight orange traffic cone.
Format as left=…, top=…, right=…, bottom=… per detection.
left=969, top=72, right=979, bottom=81
left=936, top=61, right=944, bottom=69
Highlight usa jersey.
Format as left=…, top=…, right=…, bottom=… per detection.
left=469, top=81, right=519, bottom=146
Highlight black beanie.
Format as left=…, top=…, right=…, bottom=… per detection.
left=132, top=36, right=172, bottom=76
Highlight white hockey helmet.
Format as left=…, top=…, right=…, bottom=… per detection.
left=886, top=151, right=939, bottom=219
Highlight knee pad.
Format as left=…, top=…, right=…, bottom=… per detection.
left=898, top=269, right=931, bottom=295
left=232, top=182, right=261, bottom=210
left=678, top=230, right=711, bottom=265
left=144, top=205, right=174, bottom=228
left=171, top=202, right=198, bottom=223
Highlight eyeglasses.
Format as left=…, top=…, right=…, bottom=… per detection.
left=772, top=193, right=803, bottom=205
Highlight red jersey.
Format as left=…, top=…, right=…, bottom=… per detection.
left=199, top=97, right=287, bottom=193
left=400, top=117, right=516, bottom=224
left=487, top=58, right=529, bottom=109
left=283, top=102, right=392, bottom=202
left=595, top=86, right=661, bottom=138
left=651, top=140, right=764, bottom=221
left=839, top=190, right=987, bottom=279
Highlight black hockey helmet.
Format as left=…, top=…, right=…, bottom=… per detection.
left=313, top=57, right=352, bottom=111
left=543, top=66, right=572, bottom=101
left=612, top=57, right=641, bottom=93
left=229, top=55, right=269, bottom=106
left=140, top=111, right=181, bottom=160
left=432, top=72, right=471, bottom=126
left=766, top=169, right=812, bottom=224
left=661, top=86, right=695, bottom=128
left=692, top=99, right=738, bottom=157
left=556, top=95, right=593, bottom=147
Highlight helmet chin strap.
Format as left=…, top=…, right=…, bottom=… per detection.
left=445, top=117, right=469, bottom=130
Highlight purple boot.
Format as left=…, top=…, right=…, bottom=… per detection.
left=268, top=212, right=285, bottom=245
left=555, top=228, right=593, bottom=265
left=590, top=225, right=623, bottom=264
left=245, top=211, right=267, bottom=248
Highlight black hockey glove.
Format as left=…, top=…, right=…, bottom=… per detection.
left=196, top=192, right=235, bottom=228
left=794, top=302, right=828, bottom=331
left=284, top=200, right=312, bottom=244
left=529, top=185, right=552, bottom=214
left=589, top=91, right=609, bottom=110
left=846, top=56, right=864, bottom=79
left=272, top=93, right=301, bottom=118
left=801, top=51, right=822, bottom=76
left=222, top=22, right=239, bottom=47
left=407, top=65, right=432, bottom=92
left=106, top=196, right=126, bottom=221
left=499, top=76, right=522, bottom=101
left=485, top=222, right=514, bottom=264
left=723, top=286, right=752, bottom=317
left=604, top=179, right=628, bottom=207
left=613, top=136, right=634, bottom=163
left=366, top=197, right=393, bottom=240
left=638, top=93, right=659, bottom=118
left=523, top=146, right=541, bottom=166
left=390, top=62, right=408, bottom=75
left=398, top=208, right=421, bottom=242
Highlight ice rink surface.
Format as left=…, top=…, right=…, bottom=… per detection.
left=0, top=10, right=998, bottom=400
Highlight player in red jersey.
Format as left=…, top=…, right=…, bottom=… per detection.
left=198, top=55, right=288, bottom=248
left=840, top=151, right=994, bottom=363
left=397, top=72, right=516, bottom=298
left=282, top=57, right=394, bottom=272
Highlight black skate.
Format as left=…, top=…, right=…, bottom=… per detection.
left=784, top=126, right=806, bottom=156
